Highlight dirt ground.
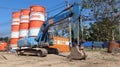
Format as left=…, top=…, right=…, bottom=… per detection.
left=0, top=49, right=120, bottom=67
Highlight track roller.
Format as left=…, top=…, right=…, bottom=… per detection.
left=35, top=48, right=48, bottom=57
left=47, top=48, right=59, bottom=55
left=16, top=50, right=24, bottom=56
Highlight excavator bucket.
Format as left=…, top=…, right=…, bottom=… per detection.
left=67, top=45, right=86, bottom=60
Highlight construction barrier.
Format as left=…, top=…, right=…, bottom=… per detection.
left=49, top=36, right=69, bottom=52
left=0, top=42, right=8, bottom=51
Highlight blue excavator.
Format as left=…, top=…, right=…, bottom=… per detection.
left=16, top=3, right=86, bottom=60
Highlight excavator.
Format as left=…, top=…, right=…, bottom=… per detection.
left=16, top=3, right=86, bottom=60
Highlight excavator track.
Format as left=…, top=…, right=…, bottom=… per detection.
left=34, top=48, right=48, bottom=57
left=16, top=48, right=48, bottom=57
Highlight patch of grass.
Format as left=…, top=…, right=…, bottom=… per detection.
left=84, top=48, right=107, bottom=52
left=105, top=57, right=118, bottom=61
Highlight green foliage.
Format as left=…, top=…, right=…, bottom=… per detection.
left=86, top=18, right=119, bottom=41
left=0, top=37, right=10, bottom=43
left=80, top=0, right=120, bottom=41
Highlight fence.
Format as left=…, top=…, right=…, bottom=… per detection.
left=82, top=41, right=109, bottom=48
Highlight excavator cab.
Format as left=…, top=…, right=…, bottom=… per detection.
left=47, top=30, right=54, bottom=46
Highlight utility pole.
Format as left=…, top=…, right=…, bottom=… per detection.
left=80, top=15, right=84, bottom=48
left=77, top=15, right=80, bottom=46
left=81, top=15, right=83, bottom=41
left=66, top=0, right=72, bottom=47
left=119, top=20, right=120, bottom=40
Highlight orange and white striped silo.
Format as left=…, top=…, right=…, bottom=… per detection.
left=29, top=5, right=45, bottom=37
left=10, top=12, right=20, bottom=49
left=19, top=9, right=30, bottom=39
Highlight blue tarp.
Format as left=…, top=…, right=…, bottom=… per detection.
left=93, top=41, right=104, bottom=48
left=71, top=41, right=110, bottom=48
left=102, top=42, right=109, bottom=48
left=117, top=41, right=120, bottom=44
left=84, top=41, right=92, bottom=47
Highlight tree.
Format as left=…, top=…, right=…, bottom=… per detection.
left=0, top=37, right=10, bottom=43
left=87, top=18, right=119, bottom=41
left=81, top=0, right=120, bottom=41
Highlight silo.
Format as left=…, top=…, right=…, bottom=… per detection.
left=29, top=5, right=45, bottom=37
left=19, top=9, right=30, bottom=39
left=10, top=12, right=20, bottom=49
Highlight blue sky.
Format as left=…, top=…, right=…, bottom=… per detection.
left=0, top=0, right=82, bottom=37
left=0, top=0, right=80, bottom=37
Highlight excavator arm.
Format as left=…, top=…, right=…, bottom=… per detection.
left=36, top=3, right=82, bottom=46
